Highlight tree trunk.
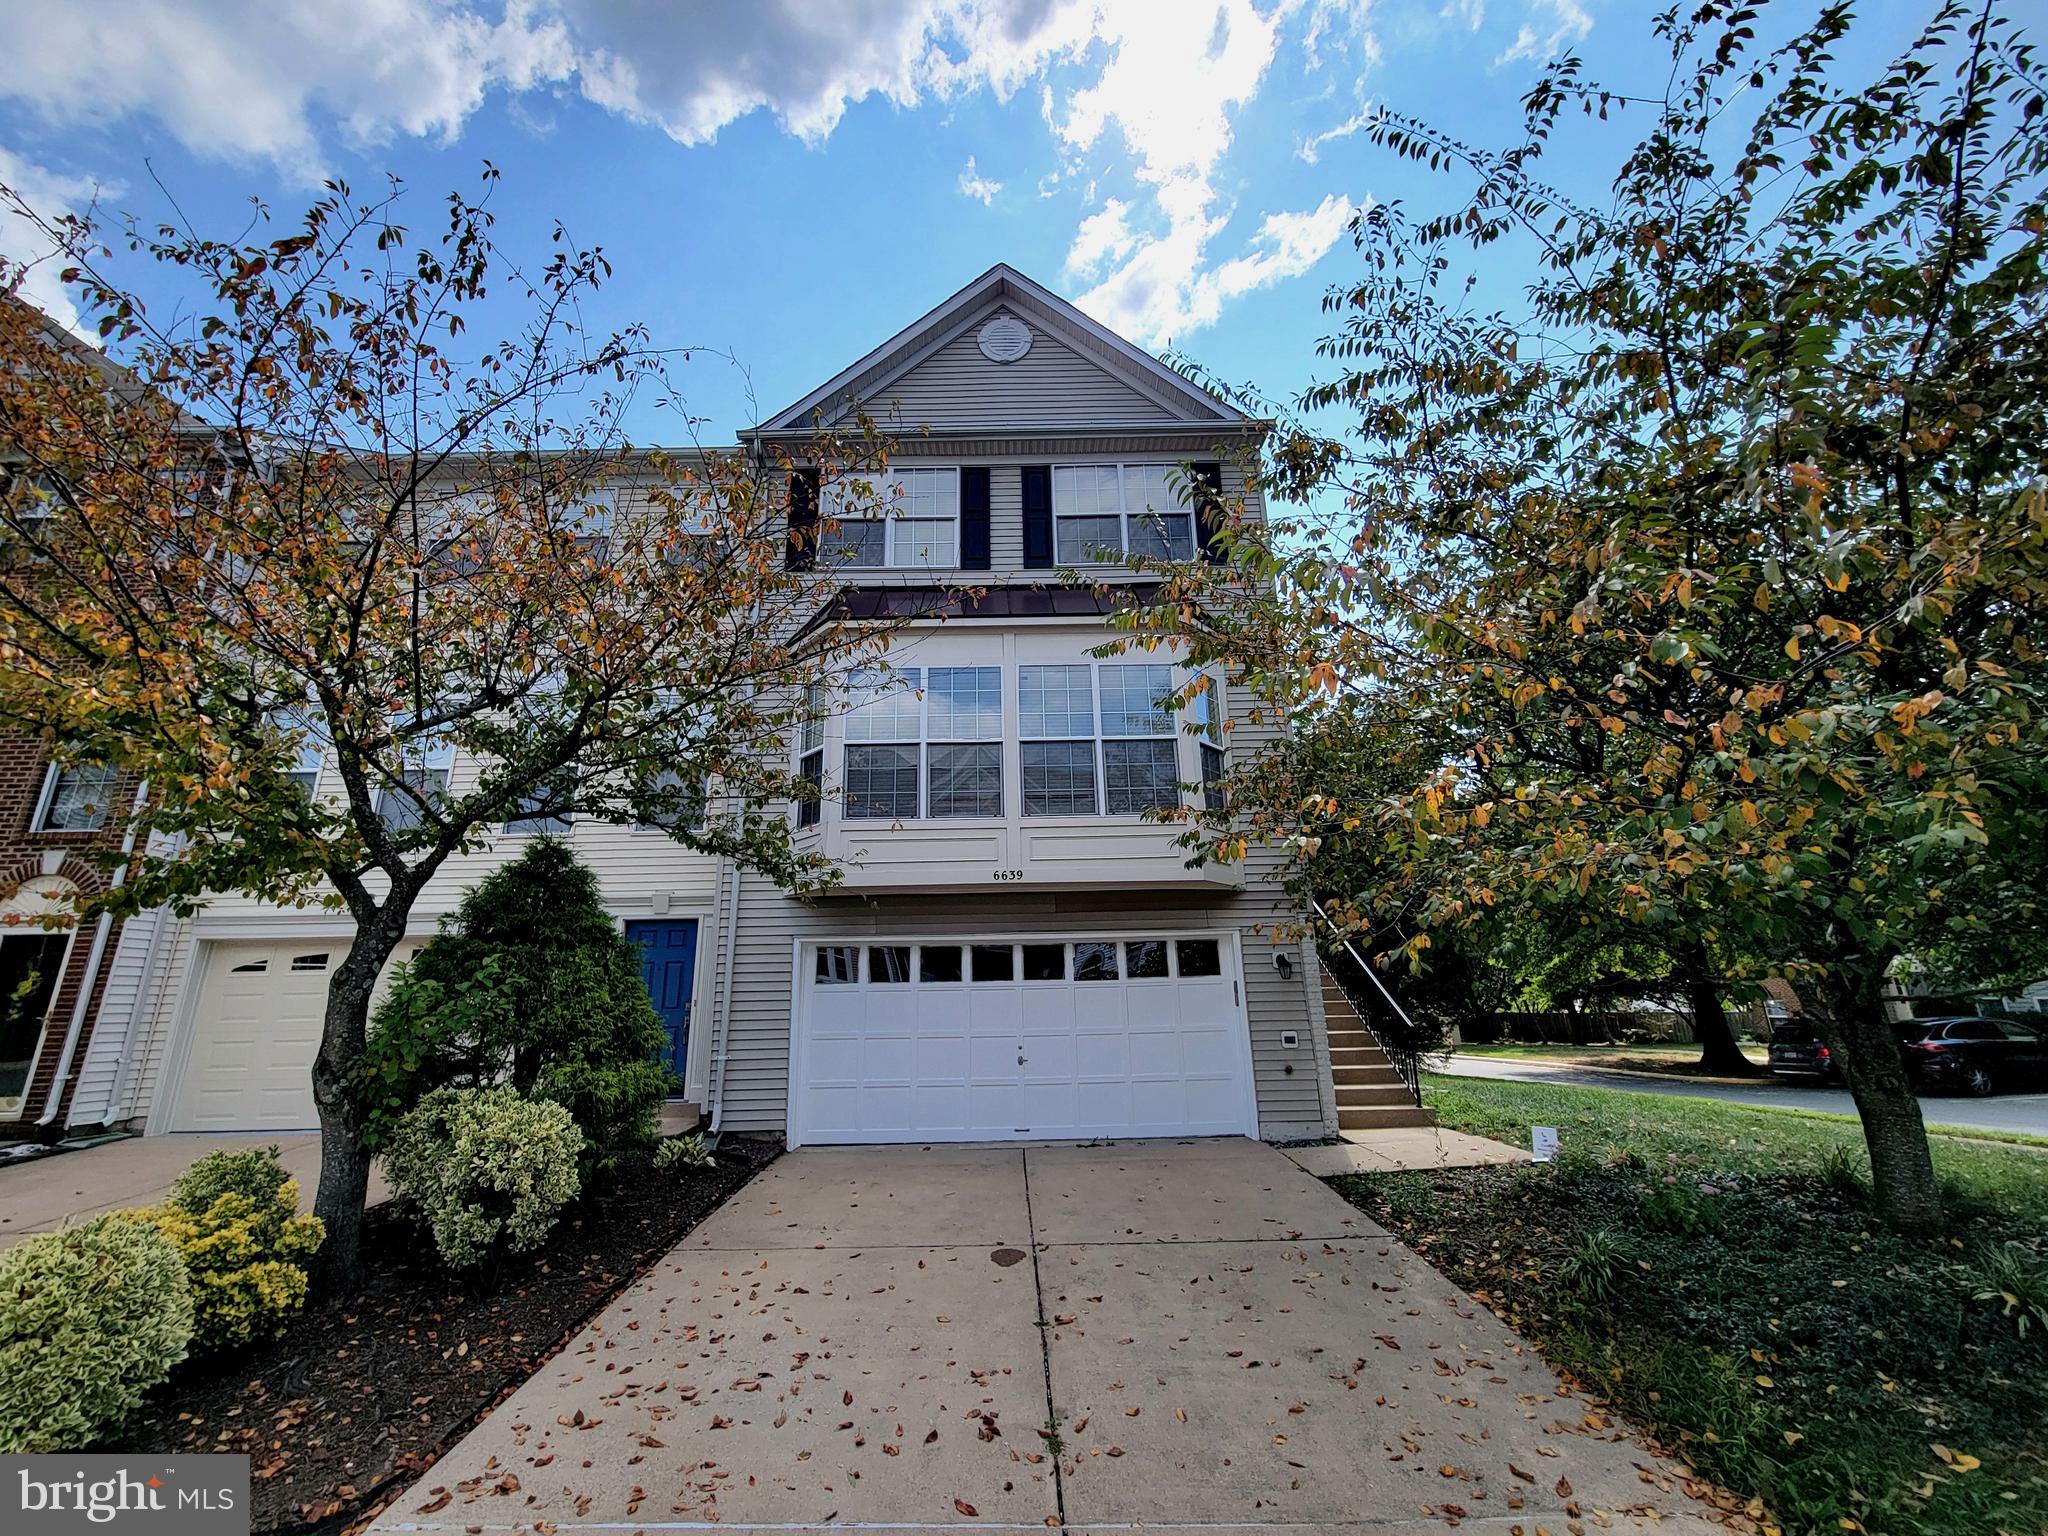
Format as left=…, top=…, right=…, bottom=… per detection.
left=1679, top=941, right=1762, bottom=1077
left=309, top=906, right=412, bottom=1299
left=1822, top=961, right=1943, bottom=1235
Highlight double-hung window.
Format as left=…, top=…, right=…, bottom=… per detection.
left=1019, top=663, right=1183, bottom=817
left=1019, top=665, right=1100, bottom=815
left=35, top=762, right=119, bottom=832
left=925, top=667, right=1003, bottom=817
left=796, top=687, right=825, bottom=828
left=1098, top=663, right=1181, bottom=813
left=1052, top=464, right=1196, bottom=564
left=842, top=670, right=923, bottom=820
left=1189, top=671, right=1227, bottom=811
left=504, top=786, right=573, bottom=836
left=378, top=738, right=454, bottom=834
left=820, top=468, right=960, bottom=568
left=638, top=768, right=707, bottom=832
left=840, top=666, right=1005, bottom=821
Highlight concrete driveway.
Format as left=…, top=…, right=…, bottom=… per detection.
left=372, top=1138, right=1730, bottom=1536
left=0, top=1133, right=389, bottom=1249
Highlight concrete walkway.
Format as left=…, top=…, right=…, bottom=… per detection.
left=0, top=1132, right=390, bottom=1249
left=372, top=1138, right=1732, bottom=1536
left=1284, top=1126, right=1530, bottom=1177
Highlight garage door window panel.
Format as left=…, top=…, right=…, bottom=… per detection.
left=971, top=944, right=1015, bottom=982
left=1176, top=939, right=1223, bottom=976
left=1073, top=942, right=1120, bottom=981
left=919, top=945, right=964, bottom=983
left=1021, top=943, right=1065, bottom=981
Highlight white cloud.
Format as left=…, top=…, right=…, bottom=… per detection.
left=1065, top=197, right=1137, bottom=278
left=1078, top=191, right=1354, bottom=346
left=957, top=155, right=1003, bottom=204
left=0, top=148, right=112, bottom=335
left=0, top=0, right=574, bottom=179
left=1298, top=102, right=1375, bottom=165
left=0, top=0, right=1362, bottom=343
left=1496, top=0, right=1592, bottom=67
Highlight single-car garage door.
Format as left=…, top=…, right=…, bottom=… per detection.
left=789, top=935, right=1255, bottom=1146
left=167, top=939, right=421, bottom=1133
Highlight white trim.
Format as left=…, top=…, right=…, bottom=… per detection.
left=785, top=928, right=1255, bottom=1149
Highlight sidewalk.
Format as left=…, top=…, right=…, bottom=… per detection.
left=0, top=1132, right=389, bottom=1250
left=1283, top=1124, right=1529, bottom=1177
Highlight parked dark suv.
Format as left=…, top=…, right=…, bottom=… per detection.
left=1899, top=1016, right=2048, bottom=1096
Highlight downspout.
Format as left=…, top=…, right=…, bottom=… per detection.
left=708, top=857, right=741, bottom=1135
left=37, top=777, right=149, bottom=1127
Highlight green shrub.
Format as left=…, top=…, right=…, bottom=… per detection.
left=1974, top=1241, right=2048, bottom=1338
left=385, top=1086, right=583, bottom=1268
left=654, top=1133, right=714, bottom=1172
left=0, top=1215, right=195, bottom=1452
left=171, top=1145, right=292, bottom=1215
left=144, top=1147, right=324, bottom=1352
left=355, top=840, right=670, bottom=1173
left=1637, top=1180, right=1724, bottom=1236
left=1557, top=1226, right=1631, bottom=1309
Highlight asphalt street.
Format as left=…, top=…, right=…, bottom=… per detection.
left=1432, top=1052, right=2048, bottom=1139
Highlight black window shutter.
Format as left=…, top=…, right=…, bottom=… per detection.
left=1193, top=462, right=1226, bottom=563
left=1021, top=465, right=1053, bottom=569
left=960, top=467, right=991, bottom=570
left=785, top=466, right=819, bottom=570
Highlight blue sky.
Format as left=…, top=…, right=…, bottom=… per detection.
left=0, top=1, right=1923, bottom=443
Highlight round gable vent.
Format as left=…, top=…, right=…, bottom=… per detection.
left=977, top=313, right=1033, bottom=363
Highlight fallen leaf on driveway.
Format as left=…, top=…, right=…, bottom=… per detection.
left=954, top=1498, right=980, bottom=1516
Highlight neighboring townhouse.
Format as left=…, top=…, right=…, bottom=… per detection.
left=0, top=740, right=143, bottom=1131
left=66, top=264, right=1426, bottom=1147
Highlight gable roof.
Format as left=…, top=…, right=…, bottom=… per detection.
left=755, top=264, right=1243, bottom=435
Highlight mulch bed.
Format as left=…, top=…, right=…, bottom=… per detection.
left=115, top=1135, right=781, bottom=1536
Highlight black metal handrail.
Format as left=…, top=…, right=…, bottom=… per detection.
left=1308, top=898, right=1425, bottom=1107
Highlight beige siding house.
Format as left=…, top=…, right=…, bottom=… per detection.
left=70, top=264, right=1342, bottom=1148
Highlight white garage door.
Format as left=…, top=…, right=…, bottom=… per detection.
left=790, top=935, right=1255, bottom=1146
left=168, top=939, right=421, bottom=1132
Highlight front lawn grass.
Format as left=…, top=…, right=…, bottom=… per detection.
left=1452, top=1041, right=1768, bottom=1076
left=1331, top=1075, right=2048, bottom=1536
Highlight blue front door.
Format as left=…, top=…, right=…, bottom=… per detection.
left=627, top=919, right=698, bottom=1088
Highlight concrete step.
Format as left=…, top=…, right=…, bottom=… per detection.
left=1334, top=1083, right=1421, bottom=1109
left=1328, top=1044, right=1393, bottom=1065
left=1324, top=1029, right=1382, bottom=1052
left=1332, top=1063, right=1406, bottom=1087
left=1337, top=1105, right=1439, bottom=1130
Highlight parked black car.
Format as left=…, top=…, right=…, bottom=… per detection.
left=1898, top=1016, right=2048, bottom=1096
left=1766, top=1017, right=1838, bottom=1081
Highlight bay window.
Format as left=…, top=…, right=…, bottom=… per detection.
left=820, top=467, right=960, bottom=568
left=1053, top=464, right=1196, bottom=564
left=1019, top=665, right=1099, bottom=816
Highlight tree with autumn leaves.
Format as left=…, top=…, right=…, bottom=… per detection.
left=0, top=172, right=901, bottom=1288
left=1142, top=0, right=2048, bottom=1232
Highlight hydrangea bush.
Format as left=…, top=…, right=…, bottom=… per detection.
left=0, top=1216, right=195, bottom=1452
left=384, top=1086, right=582, bottom=1267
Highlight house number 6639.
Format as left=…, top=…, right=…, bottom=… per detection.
left=990, top=868, right=1026, bottom=882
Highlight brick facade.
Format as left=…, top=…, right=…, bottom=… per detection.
left=0, top=728, right=138, bottom=1133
